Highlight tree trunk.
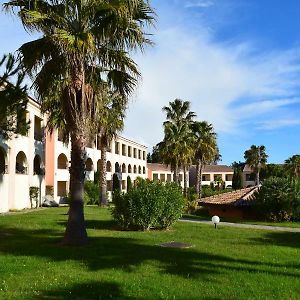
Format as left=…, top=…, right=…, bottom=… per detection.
left=257, top=169, right=260, bottom=186
left=63, top=134, right=88, bottom=246
left=183, top=165, right=188, bottom=197
left=199, top=163, right=204, bottom=200
left=195, top=159, right=201, bottom=195
left=173, top=163, right=179, bottom=185
left=99, top=143, right=108, bottom=206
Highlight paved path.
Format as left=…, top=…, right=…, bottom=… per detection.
left=180, top=218, right=300, bottom=233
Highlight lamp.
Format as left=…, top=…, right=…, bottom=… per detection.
left=212, top=216, right=220, bottom=229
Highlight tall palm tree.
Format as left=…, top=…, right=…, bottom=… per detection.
left=4, top=0, right=155, bottom=245
left=284, top=154, right=300, bottom=178
left=192, top=121, right=218, bottom=199
left=162, top=99, right=196, bottom=184
left=244, top=145, right=268, bottom=185
left=98, top=88, right=126, bottom=206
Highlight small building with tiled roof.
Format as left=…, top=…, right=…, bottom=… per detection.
left=199, top=187, right=258, bottom=219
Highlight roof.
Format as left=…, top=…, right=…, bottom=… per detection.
left=199, top=186, right=258, bottom=207
left=243, top=164, right=253, bottom=172
left=190, top=164, right=233, bottom=173
left=147, top=163, right=172, bottom=172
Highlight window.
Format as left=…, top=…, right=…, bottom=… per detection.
left=226, top=174, right=233, bottom=181
left=143, top=166, right=146, bottom=174
left=133, top=148, right=137, bottom=158
left=160, top=174, right=166, bottom=182
left=122, top=180, right=126, bottom=190
left=138, top=150, right=141, bottom=159
left=153, top=173, right=159, bottom=181
left=128, top=164, right=132, bottom=173
left=246, top=174, right=255, bottom=181
left=85, top=158, right=93, bottom=172
left=33, top=155, right=43, bottom=175
left=57, top=181, right=67, bottom=197
left=17, top=110, right=28, bottom=136
left=107, top=161, right=112, bottom=172
left=57, top=154, right=68, bottom=169
left=167, top=174, right=172, bottom=182
left=133, top=165, right=137, bottom=174
left=122, top=144, right=126, bottom=156
left=143, top=151, right=146, bottom=160
left=15, top=151, right=28, bottom=174
left=34, top=116, right=43, bottom=141
left=115, top=162, right=120, bottom=173
left=128, top=146, right=132, bottom=157
left=122, top=163, right=126, bottom=173
left=115, top=142, right=120, bottom=154
left=214, top=174, right=222, bottom=181
left=202, top=174, right=210, bottom=181
left=0, top=147, right=7, bottom=174
left=138, top=166, right=141, bottom=174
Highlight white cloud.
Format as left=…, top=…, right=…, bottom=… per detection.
left=257, top=119, right=300, bottom=130
left=185, top=0, right=214, bottom=8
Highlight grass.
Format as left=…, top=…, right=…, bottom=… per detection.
left=0, top=207, right=299, bottom=299
left=182, top=213, right=300, bottom=228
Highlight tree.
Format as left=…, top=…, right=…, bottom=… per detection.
left=284, top=155, right=300, bottom=178
left=244, top=145, right=268, bottom=186
left=98, top=88, right=126, bottom=206
left=0, top=54, right=30, bottom=139
left=192, top=121, right=218, bottom=199
left=161, top=99, right=196, bottom=184
left=127, top=176, right=132, bottom=192
left=5, top=0, right=155, bottom=245
left=232, top=167, right=243, bottom=190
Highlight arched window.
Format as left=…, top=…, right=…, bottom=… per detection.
left=143, top=166, right=146, bottom=174
left=85, top=158, right=93, bottom=172
left=106, top=161, right=112, bottom=172
left=57, top=154, right=68, bottom=169
left=16, top=151, right=28, bottom=174
left=138, top=166, right=141, bottom=174
left=115, top=162, right=120, bottom=173
left=97, top=160, right=101, bottom=172
left=33, top=155, right=42, bottom=175
left=133, top=165, right=137, bottom=174
left=122, top=163, right=126, bottom=173
left=0, top=147, right=7, bottom=174
left=128, top=164, right=132, bottom=173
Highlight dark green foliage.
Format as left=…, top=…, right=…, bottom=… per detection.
left=0, top=54, right=30, bottom=139
left=29, top=187, right=39, bottom=209
left=260, top=164, right=286, bottom=180
left=201, top=185, right=232, bottom=198
left=94, top=171, right=99, bottom=185
left=254, top=177, right=300, bottom=222
left=232, top=167, right=243, bottom=190
left=111, top=179, right=184, bottom=230
left=112, top=173, right=121, bottom=192
left=84, top=181, right=99, bottom=205
left=127, top=176, right=132, bottom=192
left=184, top=187, right=198, bottom=214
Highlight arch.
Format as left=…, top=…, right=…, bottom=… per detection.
left=85, top=158, right=94, bottom=172
left=133, top=165, right=137, bottom=174
left=143, top=166, right=146, bottom=174
left=106, top=161, right=112, bottom=172
left=128, top=164, right=132, bottom=173
left=97, top=159, right=101, bottom=172
left=57, top=153, right=68, bottom=169
left=115, top=162, right=120, bottom=173
left=16, top=151, right=28, bottom=174
left=33, top=154, right=42, bottom=175
left=0, top=147, right=7, bottom=174
left=138, top=166, right=141, bottom=174
left=122, top=163, right=126, bottom=173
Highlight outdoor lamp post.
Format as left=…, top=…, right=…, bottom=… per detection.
left=212, top=216, right=220, bottom=229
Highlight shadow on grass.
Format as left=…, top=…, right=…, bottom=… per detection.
left=0, top=224, right=300, bottom=282
left=35, top=281, right=140, bottom=300
left=251, top=231, right=300, bottom=249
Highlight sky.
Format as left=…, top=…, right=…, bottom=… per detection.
left=1, top=0, right=300, bottom=164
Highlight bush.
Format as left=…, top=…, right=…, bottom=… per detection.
left=111, top=179, right=184, bottom=230
left=127, top=176, right=132, bottom=192
left=254, top=177, right=300, bottom=222
left=84, top=181, right=99, bottom=205
left=184, top=187, right=198, bottom=214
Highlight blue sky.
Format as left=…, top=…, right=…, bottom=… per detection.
left=1, top=0, right=300, bottom=164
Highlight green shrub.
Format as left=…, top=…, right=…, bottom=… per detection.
left=29, top=187, right=39, bottom=208
left=84, top=181, right=99, bottom=205
left=184, top=187, right=198, bottom=214
left=111, top=179, right=184, bottom=231
left=112, top=173, right=121, bottom=192
left=254, top=177, right=300, bottom=221
left=127, top=176, right=132, bottom=192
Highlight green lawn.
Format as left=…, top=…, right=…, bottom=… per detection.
left=182, top=213, right=300, bottom=228
left=0, top=207, right=300, bottom=299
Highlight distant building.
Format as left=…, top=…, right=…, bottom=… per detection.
left=189, top=165, right=234, bottom=189
left=242, top=164, right=256, bottom=187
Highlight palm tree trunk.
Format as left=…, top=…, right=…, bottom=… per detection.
left=199, top=163, right=204, bottom=200
left=183, top=165, right=187, bottom=197
left=99, top=143, right=108, bottom=206
left=257, top=169, right=260, bottom=186
left=173, top=164, right=179, bottom=184
left=63, top=134, right=88, bottom=246
left=195, top=159, right=201, bottom=195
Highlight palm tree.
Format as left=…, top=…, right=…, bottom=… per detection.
left=244, top=145, right=268, bottom=185
left=284, top=155, right=300, bottom=178
left=98, top=88, right=126, bottom=206
left=162, top=99, right=196, bottom=184
left=4, top=0, right=155, bottom=245
left=192, top=121, right=218, bottom=199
